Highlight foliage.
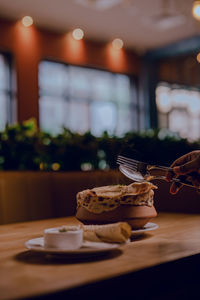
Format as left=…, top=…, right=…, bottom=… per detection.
left=0, top=119, right=199, bottom=171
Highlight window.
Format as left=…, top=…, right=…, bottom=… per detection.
left=0, top=53, right=15, bottom=131
left=39, top=60, right=139, bottom=136
left=156, top=83, right=200, bottom=141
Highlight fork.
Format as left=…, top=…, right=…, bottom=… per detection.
left=117, top=155, right=195, bottom=188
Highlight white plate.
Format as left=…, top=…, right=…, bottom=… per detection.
left=131, top=222, right=158, bottom=236
left=25, top=237, right=122, bottom=255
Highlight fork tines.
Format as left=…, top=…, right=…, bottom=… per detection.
left=117, top=155, right=140, bottom=165
left=117, top=155, right=145, bottom=172
left=117, top=155, right=172, bottom=172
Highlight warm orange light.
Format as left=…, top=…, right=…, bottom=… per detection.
left=192, top=1, right=200, bottom=20
left=15, top=20, right=38, bottom=52
left=64, top=32, right=86, bottom=64
left=72, top=28, right=84, bottom=40
left=21, top=16, right=33, bottom=27
left=105, top=43, right=126, bottom=72
left=196, top=52, right=200, bottom=63
left=112, top=38, right=124, bottom=50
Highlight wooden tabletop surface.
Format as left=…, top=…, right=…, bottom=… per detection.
left=1, top=212, right=200, bottom=300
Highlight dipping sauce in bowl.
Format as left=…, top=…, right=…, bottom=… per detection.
left=44, top=225, right=83, bottom=250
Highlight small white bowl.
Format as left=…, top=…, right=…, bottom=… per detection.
left=44, top=225, right=83, bottom=250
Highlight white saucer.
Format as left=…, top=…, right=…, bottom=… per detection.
left=131, top=222, right=158, bottom=236
left=25, top=237, right=122, bottom=255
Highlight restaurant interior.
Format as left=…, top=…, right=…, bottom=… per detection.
left=1, top=0, right=200, bottom=299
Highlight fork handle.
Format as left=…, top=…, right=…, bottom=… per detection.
left=147, top=166, right=172, bottom=177
left=147, top=166, right=196, bottom=188
left=147, top=164, right=172, bottom=171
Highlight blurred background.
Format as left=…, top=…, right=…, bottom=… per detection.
left=1, top=0, right=200, bottom=170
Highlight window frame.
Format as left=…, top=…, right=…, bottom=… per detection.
left=156, top=81, right=200, bottom=140
left=0, top=51, right=15, bottom=128
left=38, top=58, right=140, bottom=135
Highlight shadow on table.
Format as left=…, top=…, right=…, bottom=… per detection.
left=14, top=248, right=122, bottom=265
left=130, top=232, right=154, bottom=242
left=15, top=233, right=152, bottom=265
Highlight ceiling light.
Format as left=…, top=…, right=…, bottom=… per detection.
left=192, top=1, right=200, bottom=20
left=146, top=14, right=186, bottom=30
left=142, top=0, right=186, bottom=30
left=112, top=38, right=123, bottom=50
left=72, top=28, right=84, bottom=40
left=21, top=16, right=33, bottom=27
left=75, top=0, right=123, bottom=11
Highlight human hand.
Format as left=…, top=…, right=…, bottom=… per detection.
left=166, top=150, right=200, bottom=194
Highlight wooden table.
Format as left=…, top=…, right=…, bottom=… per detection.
left=1, top=213, right=200, bottom=300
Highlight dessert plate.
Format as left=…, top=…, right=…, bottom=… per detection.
left=131, top=222, right=158, bottom=236
left=25, top=237, right=122, bottom=255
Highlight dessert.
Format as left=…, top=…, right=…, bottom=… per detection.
left=76, top=182, right=157, bottom=229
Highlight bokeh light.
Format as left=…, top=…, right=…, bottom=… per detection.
left=112, top=38, right=124, bottom=50
left=192, top=1, right=200, bottom=20
left=72, top=28, right=84, bottom=40
left=196, top=52, right=200, bottom=63
left=21, top=16, right=33, bottom=27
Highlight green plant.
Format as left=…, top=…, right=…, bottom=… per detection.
left=0, top=119, right=199, bottom=171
